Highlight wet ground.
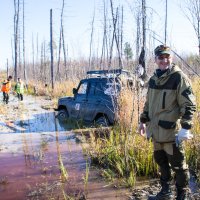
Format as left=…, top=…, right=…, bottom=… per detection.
left=0, top=95, right=199, bottom=200
left=0, top=95, right=130, bottom=200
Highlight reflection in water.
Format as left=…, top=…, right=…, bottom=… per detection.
left=2, top=111, right=72, bottom=134
left=55, top=113, right=69, bottom=182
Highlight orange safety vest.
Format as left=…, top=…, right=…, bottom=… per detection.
left=1, top=81, right=11, bottom=93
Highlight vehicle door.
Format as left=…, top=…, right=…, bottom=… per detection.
left=79, top=81, right=106, bottom=122
left=70, top=81, right=88, bottom=119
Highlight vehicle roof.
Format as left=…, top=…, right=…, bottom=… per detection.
left=86, top=68, right=133, bottom=79
left=81, top=77, right=120, bottom=83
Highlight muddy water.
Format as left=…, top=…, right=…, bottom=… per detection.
left=0, top=95, right=130, bottom=200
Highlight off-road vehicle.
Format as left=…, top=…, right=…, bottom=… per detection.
left=56, top=69, right=134, bottom=126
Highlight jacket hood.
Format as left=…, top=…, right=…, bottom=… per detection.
left=153, top=64, right=182, bottom=83
left=154, top=64, right=181, bottom=78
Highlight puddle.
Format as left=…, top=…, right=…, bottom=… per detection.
left=0, top=95, right=130, bottom=199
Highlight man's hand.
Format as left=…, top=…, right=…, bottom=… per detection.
left=176, top=128, right=193, bottom=147
left=138, top=123, right=146, bottom=137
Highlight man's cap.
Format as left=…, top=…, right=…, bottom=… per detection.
left=154, top=45, right=171, bottom=56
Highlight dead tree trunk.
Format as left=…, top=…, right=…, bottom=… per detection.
left=50, top=9, right=54, bottom=90
left=18, top=29, right=22, bottom=77
left=164, top=0, right=168, bottom=45
left=120, top=6, right=124, bottom=65
left=32, top=34, right=35, bottom=80
left=108, top=0, right=118, bottom=68
left=141, top=0, right=146, bottom=76
left=14, top=0, right=20, bottom=81
left=136, top=11, right=141, bottom=59
left=57, top=0, right=67, bottom=81
left=23, top=0, right=27, bottom=82
left=89, top=10, right=95, bottom=70
left=110, top=0, right=122, bottom=68
left=100, top=0, right=108, bottom=69
left=56, top=11, right=62, bottom=80
left=7, top=59, right=9, bottom=78
left=62, top=24, right=67, bottom=79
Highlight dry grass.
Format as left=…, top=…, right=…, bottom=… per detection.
left=118, top=88, right=145, bottom=129
left=185, top=78, right=200, bottom=180
left=26, top=80, right=79, bottom=98
left=88, top=78, right=200, bottom=186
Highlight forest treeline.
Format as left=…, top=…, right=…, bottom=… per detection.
left=4, top=0, right=199, bottom=88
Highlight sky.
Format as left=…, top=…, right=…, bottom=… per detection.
left=0, top=0, right=198, bottom=69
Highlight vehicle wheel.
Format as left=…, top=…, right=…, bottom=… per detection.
left=57, top=109, right=69, bottom=121
left=95, top=116, right=109, bottom=127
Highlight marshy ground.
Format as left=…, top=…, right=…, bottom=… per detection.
left=0, top=95, right=130, bottom=200
left=0, top=94, right=199, bottom=200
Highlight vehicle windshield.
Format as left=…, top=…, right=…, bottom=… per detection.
left=77, top=82, right=88, bottom=94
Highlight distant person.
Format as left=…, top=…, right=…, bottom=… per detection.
left=1, top=76, right=12, bottom=104
left=138, top=45, right=196, bottom=200
left=14, top=78, right=24, bottom=101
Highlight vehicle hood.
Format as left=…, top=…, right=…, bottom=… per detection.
left=58, top=96, right=73, bottom=103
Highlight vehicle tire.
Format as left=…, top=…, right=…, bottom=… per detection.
left=57, top=109, right=69, bottom=121
left=95, top=116, right=109, bottom=127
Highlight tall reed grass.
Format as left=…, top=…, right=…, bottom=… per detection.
left=87, top=88, right=159, bottom=187
left=185, top=78, right=200, bottom=180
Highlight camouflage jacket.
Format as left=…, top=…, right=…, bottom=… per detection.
left=140, top=64, right=196, bottom=143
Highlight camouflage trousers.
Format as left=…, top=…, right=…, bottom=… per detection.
left=154, top=143, right=189, bottom=190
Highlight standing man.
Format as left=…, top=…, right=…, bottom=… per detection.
left=14, top=78, right=25, bottom=101
left=139, top=45, right=196, bottom=200
left=1, top=75, right=12, bottom=104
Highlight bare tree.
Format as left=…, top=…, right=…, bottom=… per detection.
left=62, top=26, right=67, bottom=79
left=89, top=10, right=95, bottom=70
left=110, top=0, right=122, bottom=68
left=14, top=0, right=20, bottom=81
left=57, top=0, right=67, bottom=81
left=108, top=5, right=118, bottom=68
left=32, top=34, right=35, bottom=80
left=164, top=0, right=168, bottom=45
left=181, top=0, right=200, bottom=55
left=7, top=59, right=9, bottom=78
left=50, top=9, right=54, bottom=90
left=23, top=0, right=27, bottom=82
left=100, top=0, right=109, bottom=69
left=57, top=3, right=63, bottom=80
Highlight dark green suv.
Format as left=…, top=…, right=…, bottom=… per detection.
left=56, top=69, right=133, bottom=126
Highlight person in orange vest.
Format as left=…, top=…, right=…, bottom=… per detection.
left=1, top=76, right=12, bottom=104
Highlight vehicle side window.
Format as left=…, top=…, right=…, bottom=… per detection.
left=77, top=82, right=88, bottom=94
left=95, top=83, right=104, bottom=95
left=88, top=82, right=96, bottom=95
left=104, top=82, right=120, bottom=96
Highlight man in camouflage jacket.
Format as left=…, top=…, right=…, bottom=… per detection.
left=139, top=45, right=196, bottom=200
